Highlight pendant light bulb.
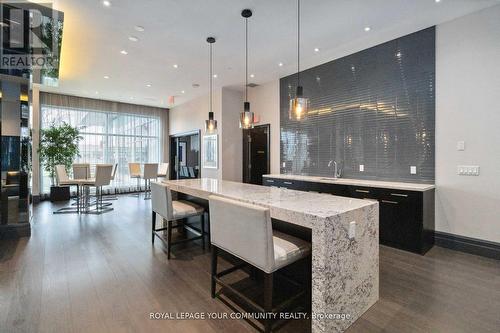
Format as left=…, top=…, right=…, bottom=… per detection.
left=289, top=0, right=309, bottom=121
left=205, top=37, right=217, bottom=133
left=239, top=9, right=254, bottom=129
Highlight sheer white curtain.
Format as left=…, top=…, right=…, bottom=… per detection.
left=39, top=92, right=168, bottom=194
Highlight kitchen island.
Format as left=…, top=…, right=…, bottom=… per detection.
left=163, top=178, right=379, bottom=333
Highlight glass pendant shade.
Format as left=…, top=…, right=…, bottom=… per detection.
left=239, top=102, right=254, bottom=129
left=205, top=37, right=217, bottom=133
left=289, top=86, right=309, bottom=120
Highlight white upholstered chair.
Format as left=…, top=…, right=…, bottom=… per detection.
left=72, top=163, right=90, bottom=180
left=53, top=165, right=82, bottom=214
left=81, top=164, right=114, bottom=214
left=151, top=181, right=205, bottom=259
left=142, top=163, right=158, bottom=199
left=128, top=162, right=141, bottom=193
left=209, top=195, right=311, bottom=332
left=157, top=163, right=169, bottom=179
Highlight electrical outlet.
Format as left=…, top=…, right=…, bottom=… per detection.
left=410, top=166, right=417, bottom=174
left=457, top=165, right=480, bottom=176
left=457, top=141, right=465, bottom=151
left=349, top=221, right=356, bottom=239
left=359, top=164, right=364, bottom=172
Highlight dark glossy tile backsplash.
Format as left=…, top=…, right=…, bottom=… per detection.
left=280, top=27, right=435, bottom=183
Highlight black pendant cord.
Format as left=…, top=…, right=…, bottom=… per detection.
left=209, top=41, right=212, bottom=119
left=245, top=16, right=248, bottom=103
left=297, top=0, right=300, bottom=88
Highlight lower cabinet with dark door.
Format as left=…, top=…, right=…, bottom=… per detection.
left=263, top=176, right=435, bottom=255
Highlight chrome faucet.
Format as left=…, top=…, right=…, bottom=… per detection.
left=328, top=160, right=342, bottom=179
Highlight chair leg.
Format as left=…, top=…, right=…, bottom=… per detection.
left=211, top=246, right=218, bottom=298
left=263, top=272, right=274, bottom=333
left=201, top=213, right=205, bottom=250
left=152, top=211, right=156, bottom=244
left=167, top=220, right=172, bottom=260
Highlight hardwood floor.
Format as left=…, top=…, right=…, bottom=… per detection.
left=1, top=195, right=499, bottom=333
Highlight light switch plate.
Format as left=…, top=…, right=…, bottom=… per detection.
left=359, top=164, right=364, bottom=172
left=457, top=141, right=465, bottom=151
left=410, top=166, right=417, bottom=174
left=457, top=165, right=480, bottom=176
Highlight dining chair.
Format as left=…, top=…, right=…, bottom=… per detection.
left=72, top=163, right=90, bottom=180
left=157, top=163, right=169, bottom=179
left=81, top=164, right=114, bottom=214
left=142, top=163, right=158, bottom=200
left=128, top=162, right=142, bottom=195
left=151, top=181, right=205, bottom=259
left=53, top=165, right=81, bottom=214
left=209, top=195, right=311, bottom=332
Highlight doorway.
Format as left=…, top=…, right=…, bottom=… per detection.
left=242, top=124, right=270, bottom=185
left=170, top=131, right=201, bottom=180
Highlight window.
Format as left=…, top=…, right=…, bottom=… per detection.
left=40, top=105, right=161, bottom=194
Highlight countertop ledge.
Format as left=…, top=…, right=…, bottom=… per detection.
left=263, top=174, right=435, bottom=192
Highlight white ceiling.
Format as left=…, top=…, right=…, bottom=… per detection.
left=39, top=0, right=500, bottom=108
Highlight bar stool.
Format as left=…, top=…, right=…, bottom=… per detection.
left=151, top=181, right=205, bottom=259
left=209, top=195, right=311, bottom=333
left=128, top=162, right=141, bottom=195
left=142, top=163, right=158, bottom=200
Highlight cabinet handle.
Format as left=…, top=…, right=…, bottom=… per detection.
left=381, top=200, right=398, bottom=204
left=355, top=189, right=370, bottom=193
left=283, top=181, right=293, bottom=185
left=391, top=193, right=408, bottom=197
left=266, top=180, right=274, bottom=183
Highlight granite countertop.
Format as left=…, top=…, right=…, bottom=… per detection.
left=263, top=174, right=435, bottom=192
left=163, top=178, right=377, bottom=222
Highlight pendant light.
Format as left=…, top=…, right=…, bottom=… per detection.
left=205, top=36, right=217, bottom=133
left=239, top=9, right=254, bottom=129
left=289, top=0, right=309, bottom=121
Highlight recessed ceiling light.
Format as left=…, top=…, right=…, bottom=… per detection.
left=103, top=75, right=109, bottom=79
left=95, top=91, right=99, bottom=94
left=181, top=90, right=185, bottom=94
left=120, top=50, right=128, bottom=55
left=102, top=0, right=111, bottom=7
left=278, top=62, right=283, bottom=67
left=396, top=52, right=402, bottom=58
left=146, top=84, right=152, bottom=87
left=250, top=74, right=255, bottom=78
left=134, top=25, right=145, bottom=32
left=128, top=36, right=139, bottom=42
left=435, top=0, right=441, bottom=3
left=173, top=64, right=178, bottom=69
left=314, top=48, right=320, bottom=52
left=213, top=74, right=217, bottom=78
left=364, top=26, right=371, bottom=32
left=130, top=97, right=134, bottom=99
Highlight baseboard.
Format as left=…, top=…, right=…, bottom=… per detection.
left=435, top=231, right=500, bottom=260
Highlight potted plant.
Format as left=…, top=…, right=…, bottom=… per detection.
left=38, top=123, right=82, bottom=201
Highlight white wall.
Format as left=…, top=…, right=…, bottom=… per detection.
left=248, top=81, right=281, bottom=174
left=435, top=5, right=500, bottom=243
left=169, top=87, right=243, bottom=181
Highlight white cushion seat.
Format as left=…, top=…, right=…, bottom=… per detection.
left=173, top=200, right=205, bottom=219
left=272, top=230, right=311, bottom=271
